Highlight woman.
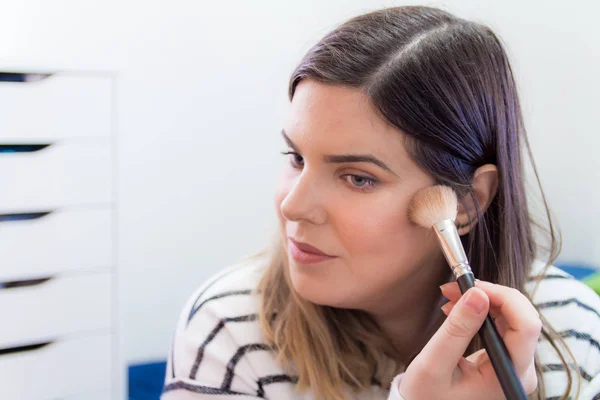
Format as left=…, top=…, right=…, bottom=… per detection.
left=161, top=6, right=600, bottom=399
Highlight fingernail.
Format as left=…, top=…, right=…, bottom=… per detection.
left=464, top=288, right=486, bottom=314
left=440, top=302, right=452, bottom=314
left=476, top=280, right=494, bottom=288
left=439, top=282, right=453, bottom=292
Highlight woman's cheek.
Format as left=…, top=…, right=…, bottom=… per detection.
left=335, top=202, right=406, bottom=251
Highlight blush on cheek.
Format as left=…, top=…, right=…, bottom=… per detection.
left=336, top=202, right=430, bottom=273
left=337, top=202, right=410, bottom=242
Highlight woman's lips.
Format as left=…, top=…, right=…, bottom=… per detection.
left=288, top=237, right=336, bottom=264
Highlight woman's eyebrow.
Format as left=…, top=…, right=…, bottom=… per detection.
left=281, top=129, right=396, bottom=175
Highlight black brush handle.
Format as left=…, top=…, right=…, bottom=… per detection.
left=457, top=273, right=528, bottom=400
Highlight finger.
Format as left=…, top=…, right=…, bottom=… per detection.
left=440, top=281, right=461, bottom=300
left=441, top=281, right=531, bottom=335
left=474, top=281, right=540, bottom=330
left=522, top=361, right=539, bottom=395
left=441, top=280, right=502, bottom=302
left=441, top=301, right=455, bottom=315
left=456, top=357, right=479, bottom=381
left=474, top=281, right=542, bottom=376
left=441, top=280, right=511, bottom=306
left=416, top=287, right=490, bottom=378
left=444, top=297, right=503, bottom=320
left=491, top=314, right=509, bottom=337
left=487, top=306, right=502, bottom=320
left=440, top=282, right=496, bottom=316
left=443, top=280, right=540, bottom=376
left=465, top=348, right=489, bottom=367
left=442, top=302, right=509, bottom=337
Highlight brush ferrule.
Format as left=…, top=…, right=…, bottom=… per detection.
left=451, top=262, right=473, bottom=278
left=433, top=219, right=472, bottom=278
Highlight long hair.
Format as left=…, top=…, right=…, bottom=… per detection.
left=257, top=6, right=576, bottom=400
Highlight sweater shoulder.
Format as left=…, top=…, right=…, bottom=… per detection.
left=525, top=261, right=600, bottom=398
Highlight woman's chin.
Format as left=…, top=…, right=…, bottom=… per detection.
left=288, top=266, right=355, bottom=308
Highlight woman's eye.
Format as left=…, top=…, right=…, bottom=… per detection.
left=342, top=174, right=377, bottom=191
left=280, top=151, right=304, bottom=168
left=280, top=151, right=376, bottom=192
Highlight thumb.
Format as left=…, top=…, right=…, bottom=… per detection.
left=416, top=287, right=490, bottom=377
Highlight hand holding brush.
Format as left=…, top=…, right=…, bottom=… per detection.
left=393, top=185, right=540, bottom=400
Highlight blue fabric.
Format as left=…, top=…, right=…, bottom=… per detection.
left=555, top=263, right=598, bottom=280
left=128, top=361, right=166, bottom=400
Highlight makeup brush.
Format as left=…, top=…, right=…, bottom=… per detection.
left=408, top=185, right=528, bottom=400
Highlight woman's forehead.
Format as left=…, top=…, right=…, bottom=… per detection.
left=285, top=80, right=414, bottom=168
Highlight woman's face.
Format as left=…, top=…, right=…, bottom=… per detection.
left=274, top=79, right=444, bottom=311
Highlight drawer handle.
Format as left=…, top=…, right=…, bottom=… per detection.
left=0, top=341, right=54, bottom=356
left=0, top=72, right=52, bottom=83
left=0, top=211, right=53, bottom=222
left=0, top=144, right=52, bottom=154
left=0, top=276, right=53, bottom=290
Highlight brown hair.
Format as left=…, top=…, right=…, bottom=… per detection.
left=258, top=5, right=577, bottom=399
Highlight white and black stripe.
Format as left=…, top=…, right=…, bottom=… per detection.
left=162, top=261, right=600, bottom=400
left=164, top=381, right=248, bottom=396
left=189, top=314, right=259, bottom=379
left=556, top=330, right=600, bottom=354
left=187, top=290, right=254, bottom=325
left=536, top=298, right=600, bottom=320
left=170, top=264, right=255, bottom=380
left=256, top=375, right=299, bottom=398
left=221, top=344, right=272, bottom=390
left=542, top=363, right=594, bottom=382
left=528, top=274, right=570, bottom=281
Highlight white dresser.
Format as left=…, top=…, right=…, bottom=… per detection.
left=0, top=71, right=120, bottom=399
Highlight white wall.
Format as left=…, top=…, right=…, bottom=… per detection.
left=1, top=0, right=598, bottom=364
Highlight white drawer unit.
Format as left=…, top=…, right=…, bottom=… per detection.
left=0, top=334, right=113, bottom=399
left=0, top=69, right=121, bottom=399
left=0, top=208, right=113, bottom=282
left=0, top=139, right=113, bottom=212
left=0, top=272, right=112, bottom=348
left=0, top=72, right=111, bottom=142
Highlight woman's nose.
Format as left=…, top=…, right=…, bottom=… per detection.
left=280, top=170, right=327, bottom=225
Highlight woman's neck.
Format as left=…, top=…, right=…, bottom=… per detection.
left=366, top=256, right=451, bottom=364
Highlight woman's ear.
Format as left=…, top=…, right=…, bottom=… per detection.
left=455, top=164, right=499, bottom=235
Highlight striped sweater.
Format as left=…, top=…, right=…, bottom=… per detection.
left=161, top=258, right=600, bottom=399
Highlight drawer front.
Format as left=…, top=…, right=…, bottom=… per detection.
left=0, top=334, right=112, bottom=399
left=0, top=73, right=111, bottom=141
left=0, top=273, right=112, bottom=348
left=0, top=208, right=113, bottom=281
left=0, top=139, right=113, bottom=212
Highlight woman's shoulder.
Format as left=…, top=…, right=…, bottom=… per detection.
left=525, top=260, right=600, bottom=398
left=176, top=253, right=268, bottom=344
left=185, top=254, right=267, bottom=316
left=524, top=260, right=600, bottom=331
left=163, top=254, right=288, bottom=397
left=525, top=259, right=599, bottom=299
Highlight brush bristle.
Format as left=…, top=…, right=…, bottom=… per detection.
left=408, top=185, right=458, bottom=228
